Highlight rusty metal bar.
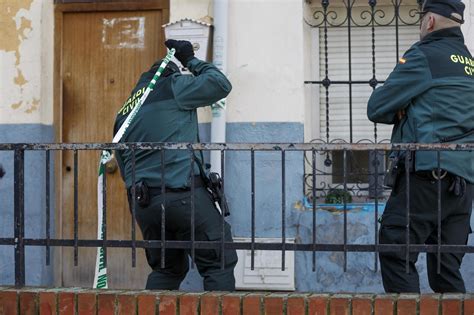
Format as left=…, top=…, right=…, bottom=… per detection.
left=343, top=150, right=348, bottom=272
left=373, top=150, right=379, bottom=272
left=190, top=149, right=196, bottom=269
left=14, top=148, right=25, bottom=287
left=102, top=166, right=107, bottom=268
left=1, top=142, right=473, bottom=152
left=73, top=149, right=78, bottom=266
left=281, top=150, right=286, bottom=271
left=251, top=149, right=256, bottom=270
left=1, top=239, right=469, bottom=253
left=160, top=149, right=166, bottom=269
left=312, top=149, right=317, bottom=272
left=45, top=150, right=51, bottom=266
left=220, top=149, right=226, bottom=270
left=131, top=149, right=137, bottom=268
left=405, top=150, right=411, bottom=274
left=437, top=151, right=442, bottom=274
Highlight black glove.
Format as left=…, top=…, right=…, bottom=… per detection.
left=0, top=164, right=4, bottom=178
left=165, top=39, right=195, bottom=67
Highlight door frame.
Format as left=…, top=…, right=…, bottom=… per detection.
left=53, top=0, right=169, bottom=286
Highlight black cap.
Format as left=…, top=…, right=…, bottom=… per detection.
left=421, top=0, right=465, bottom=24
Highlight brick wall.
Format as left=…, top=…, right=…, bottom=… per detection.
left=0, top=287, right=473, bottom=314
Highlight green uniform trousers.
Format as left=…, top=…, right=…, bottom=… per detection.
left=379, top=172, right=472, bottom=293
left=131, top=187, right=238, bottom=291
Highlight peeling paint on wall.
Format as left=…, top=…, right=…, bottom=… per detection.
left=0, top=0, right=41, bottom=117
left=102, top=17, right=145, bottom=49
left=1, top=1, right=33, bottom=81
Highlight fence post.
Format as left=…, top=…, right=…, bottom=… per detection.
left=368, top=151, right=384, bottom=198
left=14, top=147, right=25, bottom=287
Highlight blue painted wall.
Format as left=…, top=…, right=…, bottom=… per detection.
left=182, top=122, right=474, bottom=294
left=0, top=124, right=55, bottom=286
left=294, top=204, right=474, bottom=293
left=181, top=122, right=304, bottom=291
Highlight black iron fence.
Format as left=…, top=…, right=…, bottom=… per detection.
left=1, top=142, right=473, bottom=287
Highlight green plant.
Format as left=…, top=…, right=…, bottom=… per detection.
left=325, top=189, right=352, bottom=204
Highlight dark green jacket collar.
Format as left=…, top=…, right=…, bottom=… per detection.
left=421, top=27, right=464, bottom=43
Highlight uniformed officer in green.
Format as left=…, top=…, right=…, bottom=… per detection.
left=367, top=0, right=473, bottom=293
left=114, top=40, right=238, bottom=290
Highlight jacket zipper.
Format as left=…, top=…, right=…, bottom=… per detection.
left=440, top=129, right=474, bottom=142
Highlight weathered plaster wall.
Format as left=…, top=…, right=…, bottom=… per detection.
left=462, top=0, right=474, bottom=52
left=0, top=0, right=54, bottom=286
left=170, top=0, right=213, bottom=24
left=169, top=0, right=307, bottom=125
left=0, top=0, right=53, bottom=125
left=1, top=0, right=50, bottom=124
left=226, top=0, right=306, bottom=124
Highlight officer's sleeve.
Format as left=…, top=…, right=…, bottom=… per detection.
left=171, top=58, right=232, bottom=110
left=367, top=46, right=432, bottom=124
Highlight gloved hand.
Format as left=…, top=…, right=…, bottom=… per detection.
left=165, top=39, right=195, bottom=67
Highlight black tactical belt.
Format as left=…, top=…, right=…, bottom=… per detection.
left=408, top=169, right=466, bottom=196
left=414, top=169, right=450, bottom=181
left=128, top=176, right=204, bottom=198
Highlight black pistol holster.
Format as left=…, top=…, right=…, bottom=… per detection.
left=384, top=151, right=415, bottom=188
left=194, top=155, right=230, bottom=216
left=383, top=154, right=400, bottom=188
left=207, top=172, right=230, bottom=216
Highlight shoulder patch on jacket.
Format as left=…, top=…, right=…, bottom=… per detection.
left=418, top=40, right=474, bottom=79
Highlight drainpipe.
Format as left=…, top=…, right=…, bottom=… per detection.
left=210, top=0, right=229, bottom=175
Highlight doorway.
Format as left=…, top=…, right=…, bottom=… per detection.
left=56, top=1, right=169, bottom=288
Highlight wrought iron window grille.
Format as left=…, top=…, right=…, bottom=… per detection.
left=303, top=0, right=423, bottom=198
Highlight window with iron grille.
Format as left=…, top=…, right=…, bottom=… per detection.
left=304, top=0, right=422, bottom=198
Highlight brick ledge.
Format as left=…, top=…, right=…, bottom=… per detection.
left=0, top=287, right=473, bottom=314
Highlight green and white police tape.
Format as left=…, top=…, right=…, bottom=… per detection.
left=94, top=48, right=176, bottom=289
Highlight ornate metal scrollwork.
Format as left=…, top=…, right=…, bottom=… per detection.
left=303, top=138, right=391, bottom=199
left=305, top=0, right=421, bottom=28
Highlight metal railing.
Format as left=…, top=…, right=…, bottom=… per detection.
left=1, top=142, right=473, bottom=287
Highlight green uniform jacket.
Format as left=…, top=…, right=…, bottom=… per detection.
left=367, top=27, right=474, bottom=183
left=114, top=58, right=232, bottom=189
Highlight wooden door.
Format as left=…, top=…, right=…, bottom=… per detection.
left=60, top=7, right=167, bottom=289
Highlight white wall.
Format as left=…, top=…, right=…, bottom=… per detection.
left=226, top=0, right=305, bottom=123
left=40, top=0, right=54, bottom=126
left=463, top=0, right=474, bottom=52
left=171, top=0, right=307, bottom=124
left=0, top=0, right=53, bottom=125
left=170, top=0, right=213, bottom=24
